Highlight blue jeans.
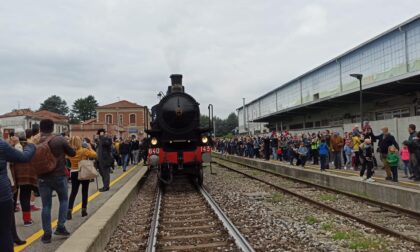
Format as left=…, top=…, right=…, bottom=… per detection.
left=272, top=147, right=278, bottom=160
left=121, top=154, right=129, bottom=171
left=403, top=160, right=410, bottom=176
left=38, top=176, right=69, bottom=236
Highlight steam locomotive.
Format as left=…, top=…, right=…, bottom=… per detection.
left=147, top=74, right=212, bottom=185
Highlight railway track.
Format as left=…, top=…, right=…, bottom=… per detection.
left=146, top=175, right=254, bottom=252
left=214, top=157, right=420, bottom=247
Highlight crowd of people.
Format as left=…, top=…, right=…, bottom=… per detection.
left=0, top=119, right=148, bottom=252
left=214, top=122, right=420, bottom=183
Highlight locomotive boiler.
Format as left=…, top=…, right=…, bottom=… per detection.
left=147, top=74, right=212, bottom=185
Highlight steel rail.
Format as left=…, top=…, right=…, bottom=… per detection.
left=215, top=159, right=420, bottom=246
left=214, top=157, right=420, bottom=220
left=145, top=185, right=162, bottom=252
left=199, top=185, right=255, bottom=252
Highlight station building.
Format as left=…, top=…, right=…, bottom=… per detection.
left=70, top=100, right=151, bottom=140
left=0, top=109, right=68, bottom=138
left=238, top=15, right=420, bottom=143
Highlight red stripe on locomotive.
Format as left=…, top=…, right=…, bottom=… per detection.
left=148, top=146, right=211, bottom=165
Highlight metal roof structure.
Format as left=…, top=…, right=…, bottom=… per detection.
left=238, top=14, right=420, bottom=110
left=237, top=14, right=420, bottom=132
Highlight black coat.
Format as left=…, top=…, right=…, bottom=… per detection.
left=97, top=136, right=113, bottom=167
left=377, top=134, right=399, bottom=154
left=412, top=140, right=420, bottom=160
left=119, top=143, right=130, bottom=155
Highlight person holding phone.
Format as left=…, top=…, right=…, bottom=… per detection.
left=96, top=129, right=113, bottom=192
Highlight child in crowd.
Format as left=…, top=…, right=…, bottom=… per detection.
left=343, top=141, right=353, bottom=170
left=360, top=139, right=375, bottom=182
left=387, top=146, right=400, bottom=182
left=400, top=141, right=411, bottom=178
left=276, top=146, right=283, bottom=161
left=296, top=142, right=308, bottom=168
left=318, top=139, right=329, bottom=171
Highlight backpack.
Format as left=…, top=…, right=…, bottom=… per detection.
left=30, top=135, right=57, bottom=175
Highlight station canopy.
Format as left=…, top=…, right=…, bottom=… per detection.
left=253, top=73, right=420, bottom=123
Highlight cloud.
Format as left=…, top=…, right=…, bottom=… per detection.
left=295, top=4, right=328, bottom=36
left=0, top=0, right=418, bottom=118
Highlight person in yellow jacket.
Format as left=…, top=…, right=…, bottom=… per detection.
left=352, top=134, right=361, bottom=170
left=67, top=136, right=97, bottom=220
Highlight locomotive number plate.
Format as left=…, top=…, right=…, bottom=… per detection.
left=148, top=148, right=160, bottom=155
left=200, top=146, right=212, bottom=152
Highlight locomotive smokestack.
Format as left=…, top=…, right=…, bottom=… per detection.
left=170, top=74, right=183, bottom=86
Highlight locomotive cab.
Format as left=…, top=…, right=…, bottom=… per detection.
left=147, top=74, right=212, bottom=185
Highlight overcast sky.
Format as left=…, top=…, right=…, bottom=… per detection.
left=0, top=1, right=419, bottom=118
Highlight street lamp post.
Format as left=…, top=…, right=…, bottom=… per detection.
left=350, top=73, right=363, bottom=129
left=242, top=98, right=247, bottom=134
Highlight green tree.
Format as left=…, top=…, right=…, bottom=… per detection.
left=200, top=112, right=238, bottom=137
left=71, top=95, right=98, bottom=122
left=39, top=95, right=69, bottom=115
left=225, top=112, right=238, bottom=134
left=200, top=114, right=211, bottom=128
left=68, top=113, right=80, bottom=124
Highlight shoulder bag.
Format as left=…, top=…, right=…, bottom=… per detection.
left=78, top=149, right=99, bottom=180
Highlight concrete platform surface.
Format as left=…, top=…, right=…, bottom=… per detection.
left=56, top=165, right=148, bottom=252
left=214, top=152, right=420, bottom=214
left=14, top=163, right=144, bottom=252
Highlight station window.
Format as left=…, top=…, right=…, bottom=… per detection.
left=315, top=121, right=321, bottom=127
left=416, top=107, right=420, bottom=116
left=305, top=122, right=314, bottom=128
left=119, top=114, right=123, bottom=125
left=129, top=114, right=136, bottom=124
left=376, top=108, right=410, bottom=120
left=289, top=123, right=304, bottom=130
left=105, top=114, right=113, bottom=124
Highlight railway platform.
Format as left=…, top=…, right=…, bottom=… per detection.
left=213, top=152, right=420, bottom=214
left=14, top=163, right=146, bottom=252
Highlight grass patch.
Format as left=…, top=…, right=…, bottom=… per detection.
left=349, top=236, right=388, bottom=250
left=332, top=230, right=352, bottom=240
left=251, top=170, right=260, bottom=176
left=319, top=194, right=338, bottom=201
left=269, top=192, right=283, bottom=203
left=329, top=229, right=389, bottom=250
left=305, top=215, right=319, bottom=225
left=321, top=222, right=334, bottom=231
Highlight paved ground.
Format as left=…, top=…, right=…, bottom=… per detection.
left=14, top=163, right=145, bottom=252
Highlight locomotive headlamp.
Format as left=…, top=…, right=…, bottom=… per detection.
left=151, top=137, right=158, bottom=146
left=201, top=136, right=208, bottom=144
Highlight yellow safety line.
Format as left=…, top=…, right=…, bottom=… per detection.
left=14, top=164, right=141, bottom=252
left=268, top=160, right=418, bottom=186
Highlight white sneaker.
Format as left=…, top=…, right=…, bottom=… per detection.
left=366, top=178, right=375, bottom=183
left=360, top=177, right=365, bottom=181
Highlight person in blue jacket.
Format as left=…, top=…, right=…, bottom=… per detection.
left=0, top=137, right=36, bottom=252
left=318, top=138, right=329, bottom=171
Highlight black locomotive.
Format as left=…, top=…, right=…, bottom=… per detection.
left=147, top=74, right=212, bottom=185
